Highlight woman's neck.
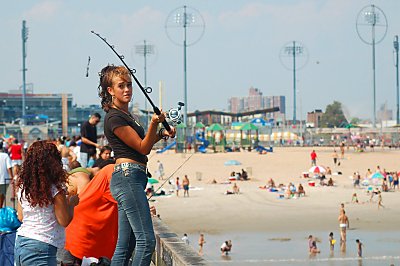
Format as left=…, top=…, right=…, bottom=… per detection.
left=112, top=101, right=129, bottom=113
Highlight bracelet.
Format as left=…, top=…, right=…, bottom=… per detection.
left=158, top=128, right=169, bottom=140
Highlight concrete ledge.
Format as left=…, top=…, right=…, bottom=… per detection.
left=152, top=218, right=209, bottom=266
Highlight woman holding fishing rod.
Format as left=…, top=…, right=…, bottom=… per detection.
left=98, top=65, right=175, bottom=266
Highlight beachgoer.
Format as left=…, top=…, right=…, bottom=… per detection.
left=241, top=169, right=248, bottom=180
left=393, top=173, right=399, bottom=190
left=99, top=65, right=176, bottom=266
left=267, top=178, right=276, bottom=189
left=326, top=166, right=332, bottom=175
left=199, top=234, right=205, bottom=255
left=176, top=177, right=181, bottom=197
left=220, top=240, right=232, bottom=255
left=8, top=138, right=23, bottom=173
left=57, top=137, right=77, bottom=171
left=157, top=160, right=165, bottom=180
left=365, top=168, right=372, bottom=178
left=15, top=141, right=78, bottom=266
left=329, top=232, right=335, bottom=252
left=183, top=175, right=190, bottom=197
left=310, top=150, right=317, bottom=166
left=182, top=233, right=190, bottom=245
left=233, top=182, right=240, bottom=194
left=308, top=235, right=320, bottom=254
left=92, top=145, right=114, bottom=171
left=297, top=183, right=305, bottom=197
left=79, top=113, right=101, bottom=168
left=327, top=177, right=334, bottom=186
left=332, top=150, right=338, bottom=166
left=0, top=141, right=13, bottom=208
left=340, top=142, right=345, bottom=159
left=338, top=210, right=349, bottom=242
left=59, top=164, right=118, bottom=265
left=356, top=239, right=363, bottom=257
left=378, top=191, right=384, bottom=209
left=339, top=203, right=345, bottom=214
left=351, top=193, right=359, bottom=204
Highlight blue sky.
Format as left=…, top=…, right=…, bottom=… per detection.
left=1, top=0, right=400, bottom=121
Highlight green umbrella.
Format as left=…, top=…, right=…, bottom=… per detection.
left=240, top=123, right=259, bottom=131
left=208, top=123, right=224, bottom=131
left=147, top=178, right=159, bottom=184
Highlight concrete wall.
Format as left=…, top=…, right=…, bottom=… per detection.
left=152, top=218, right=209, bottom=266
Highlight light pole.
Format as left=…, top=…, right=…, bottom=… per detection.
left=21, top=20, right=28, bottom=125
left=356, top=5, right=388, bottom=128
left=135, top=40, right=155, bottom=129
left=394, top=35, right=399, bottom=125
left=279, top=41, right=308, bottom=126
left=165, top=5, right=205, bottom=130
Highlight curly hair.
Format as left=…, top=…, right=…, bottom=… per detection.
left=17, top=140, right=67, bottom=207
left=98, top=65, right=131, bottom=112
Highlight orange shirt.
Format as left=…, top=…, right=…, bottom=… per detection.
left=65, top=164, right=118, bottom=260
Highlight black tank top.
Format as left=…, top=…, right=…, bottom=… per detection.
left=104, top=108, right=148, bottom=164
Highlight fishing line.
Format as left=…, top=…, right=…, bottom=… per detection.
left=148, top=153, right=194, bottom=201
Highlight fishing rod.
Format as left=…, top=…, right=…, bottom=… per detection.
left=91, top=30, right=172, bottom=131
left=147, top=153, right=194, bottom=201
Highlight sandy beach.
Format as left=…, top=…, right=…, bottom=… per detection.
left=148, top=146, right=400, bottom=235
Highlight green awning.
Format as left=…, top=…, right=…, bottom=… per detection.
left=194, top=122, right=205, bottom=128
left=207, top=123, right=224, bottom=131
left=240, top=123, right=259, bottom=131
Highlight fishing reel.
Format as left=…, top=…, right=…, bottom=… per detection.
left=166, top=102, right=184, bottom=126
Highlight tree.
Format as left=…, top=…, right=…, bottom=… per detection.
left=320, top=101, right=348, bottom=128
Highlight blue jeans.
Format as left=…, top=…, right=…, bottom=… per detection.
left=14, top=235, right=57, bottom=266
left=110, top=163, right=156, bottom=266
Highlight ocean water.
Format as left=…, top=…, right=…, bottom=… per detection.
left=191, top=231, right=400, bottom=265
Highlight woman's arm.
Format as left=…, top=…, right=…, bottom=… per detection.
left=54, top=192, right=79, bottom=227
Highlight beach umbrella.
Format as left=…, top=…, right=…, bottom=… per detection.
left=369, top=172, right=384, bottom=179
left=147, top=178, right=159, bottom=184
left=208, top=123, right=225, bottom=131
left=224, top=160, right=241, bottom=166
left=309, top=165, right=327, bottom=174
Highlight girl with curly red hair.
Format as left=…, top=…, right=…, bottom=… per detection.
left=14, top=140, right=78, bottom=266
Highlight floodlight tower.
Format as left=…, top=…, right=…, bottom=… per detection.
left=21, top=20, right=29, bottom=124
left=165, top=5, right=205, bottom=129
left=280, top=41, right=308, bottom=126
left=356, top=4, right=388, bottom=128
left=394, top=35, right=399, bottom=125
left=135, top=40, right=155, bottom=129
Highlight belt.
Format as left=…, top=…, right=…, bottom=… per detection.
left=114, top=162, right=146, bottom=172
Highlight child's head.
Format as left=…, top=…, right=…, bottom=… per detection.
left=356, top=239, right=360, bottom=243
left=98, top=65, right=132, bottom=111
left=329, top=232, right=333, bottom=237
